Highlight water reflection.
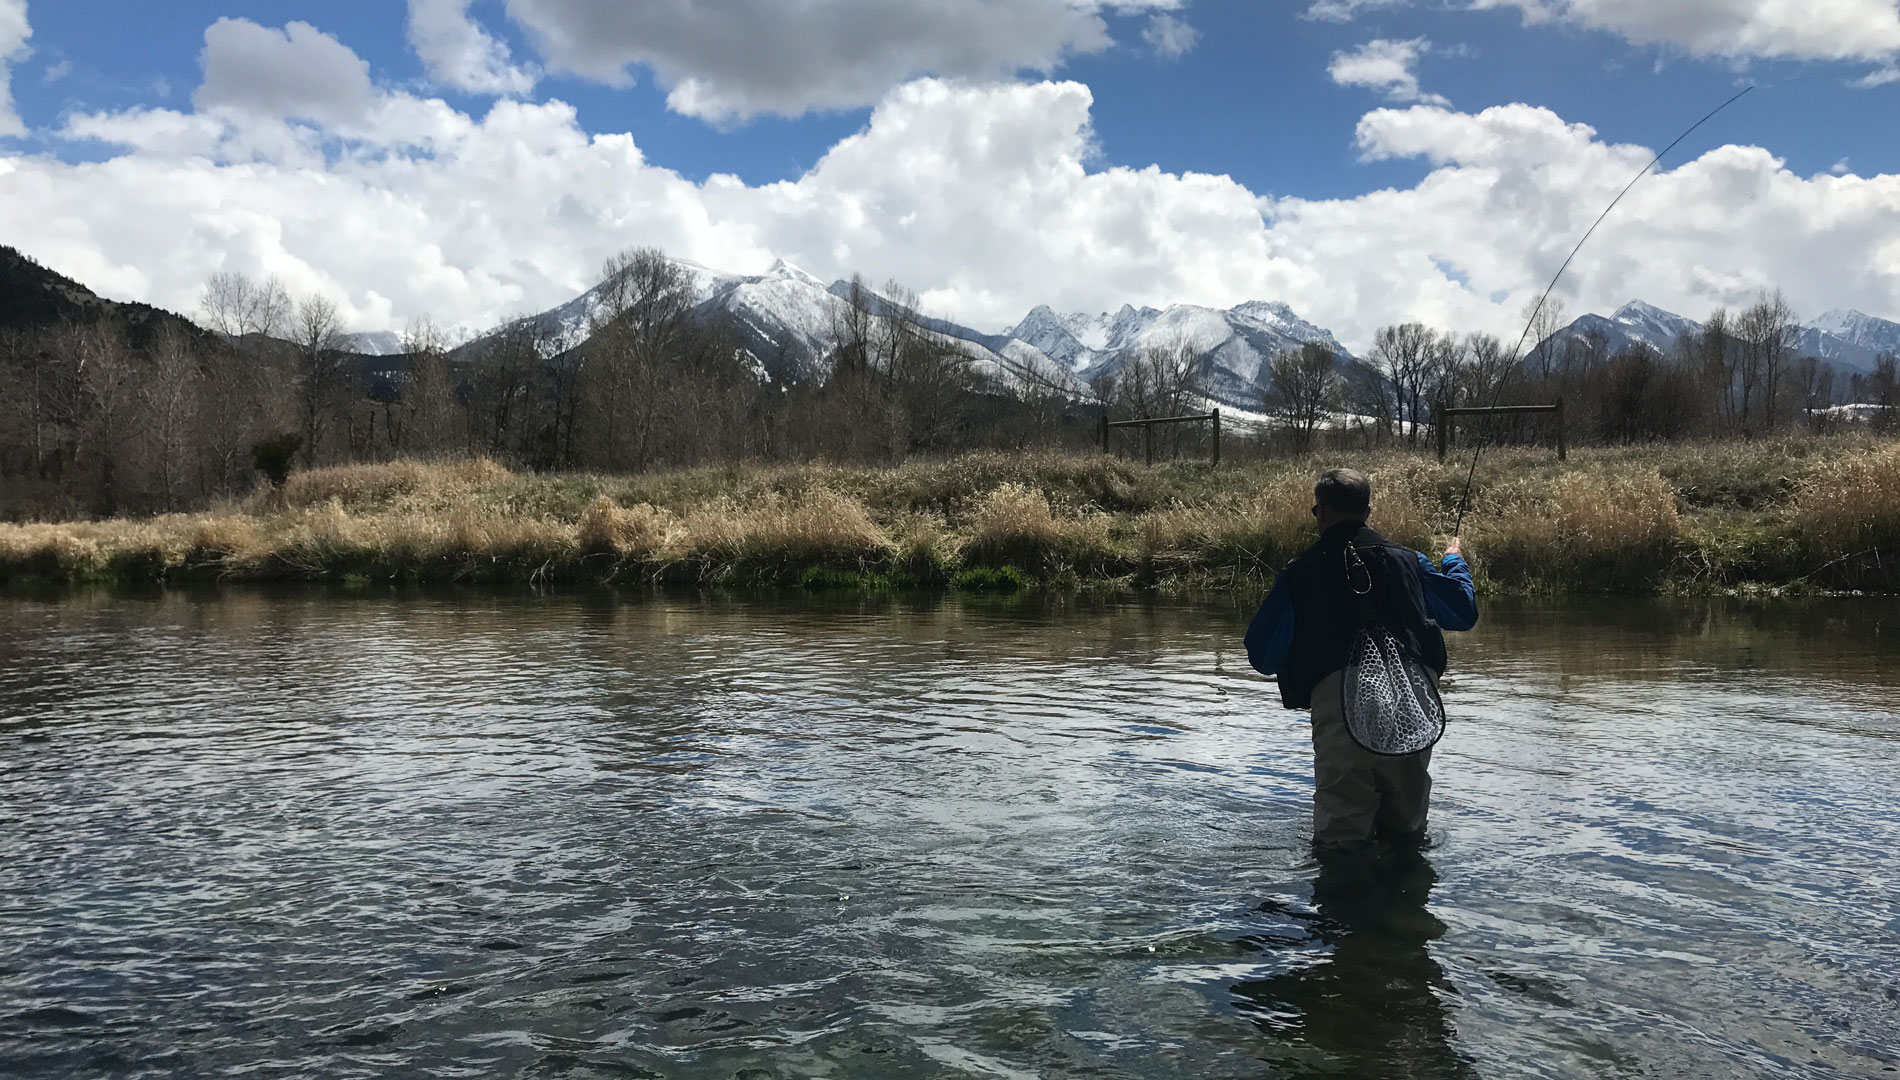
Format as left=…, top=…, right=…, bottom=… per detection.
left=1237, top=848, right=1475, bottom=1079
left=4, top=586, right=1900, bottom=1079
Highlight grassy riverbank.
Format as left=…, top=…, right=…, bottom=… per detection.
left=5, top=437, right=1900, bottom=594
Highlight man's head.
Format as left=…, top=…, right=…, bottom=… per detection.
left=1312, top=468, right=1371, bottom=530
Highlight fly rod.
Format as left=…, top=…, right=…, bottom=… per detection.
left=1450, top=84, right=1758, bottom=537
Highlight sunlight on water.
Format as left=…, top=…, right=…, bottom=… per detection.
left=2, top=590, right=1898, bottom=1078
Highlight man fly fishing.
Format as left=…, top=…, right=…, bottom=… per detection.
left=1244, top=468, right=1478, bottom=851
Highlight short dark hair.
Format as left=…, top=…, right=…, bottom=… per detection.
left=1314, top=468, right=1371, bottom=514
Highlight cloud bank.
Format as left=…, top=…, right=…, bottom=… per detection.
left=494, top=0, right=1185, bottom=121
left=4, top=17, right=1898, bottom=355
left=1311, top=0, right=1900, bottom=65
left=0, top=0, right=30, bottom=137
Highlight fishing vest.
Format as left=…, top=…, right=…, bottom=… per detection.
left=1278, top=523, right=1448, bottom=710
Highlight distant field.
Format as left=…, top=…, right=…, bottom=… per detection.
left=4, top=437, right=1899, bottom=594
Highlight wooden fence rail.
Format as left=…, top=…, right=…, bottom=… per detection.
left=1434, top=400, right=1565, bottom=461
left=1100, top=409, right=1221, bottom=466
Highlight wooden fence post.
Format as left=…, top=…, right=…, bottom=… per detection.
left=1211, top=409, right=1221, bottom=467
left=1555, top=398, right=1567, bottom=461
left=1434, top=400, right=1447, bottom=462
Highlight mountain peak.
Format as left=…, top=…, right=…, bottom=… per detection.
left=1812, top=308, right=1874, bottom=336
left=763, top=257, right=827, bottom=288
left=1612, top=299, right=1684, bottom=322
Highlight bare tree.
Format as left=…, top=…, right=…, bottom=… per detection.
left=1733, top=289, right=1797, bottom=431
left=878, top=280, right=978, bottom=452
left=1265, top=341, right=1338, bottom=452
left=291, top=294, right=345, bottom=467
left=1869, top=352, right=1898, bottom=432
left=584, top=248, right=696, bottom=470
left=388, top=315, right=457, bottom=459
left=141, top=324, right=204, bottom=509
left=1370, top=323, right=1437, bottom=446
left=1796, top=355, right=1834, bottom=430
left=199, top=272, right=291, bottom=340
left=464, top=320, right=546, bottom=459
left=1522, top=295, right=1568, bottom=382
left=1459, top=332, right=1513, bottom=407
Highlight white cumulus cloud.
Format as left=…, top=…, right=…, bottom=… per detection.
left=0, top=0, right=30, bottom=137
left=1315, top=0, right=1900, bottom=66
left=494, top=0, right=1184, bottom=121
left=1304, top=0, right=1409, bottom=23
left=408, top=0, right=537, bottom=96
left=1143, top=13, right=1200, bottom=59
left=1329, top=38, right=1449, bottom=106
left=194, top=19, right=379, bottom=126
left=8, top=21, right=1900, bottom=356
left=1479, top=0, right=1900, bottom=62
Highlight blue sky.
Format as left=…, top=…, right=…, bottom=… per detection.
left=0, top=0, right=1896, bottom=346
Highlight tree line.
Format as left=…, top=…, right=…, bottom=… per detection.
left=1255, top=291, right=1897, bottom=454
left=0, top=248, right=1102, bottom=517
left=2, top=240, right=1895, bottom=519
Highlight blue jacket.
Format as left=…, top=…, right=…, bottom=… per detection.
left=1244, top=549, right=1477, bottom=688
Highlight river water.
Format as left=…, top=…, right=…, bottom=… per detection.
left=2, top=589, right=1898, bottom=1079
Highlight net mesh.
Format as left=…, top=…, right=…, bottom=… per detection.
left=1341, top=624, right=1445, bottom=756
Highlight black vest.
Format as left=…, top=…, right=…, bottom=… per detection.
left=1278, top=523, right=1448, bottom=710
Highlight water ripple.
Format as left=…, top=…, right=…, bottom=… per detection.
left=2, top=590, right=1898, bottom=1078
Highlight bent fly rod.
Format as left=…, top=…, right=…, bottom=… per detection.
left=1450, top=84, right=1758, bottom=537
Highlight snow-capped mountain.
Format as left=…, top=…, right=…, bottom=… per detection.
left=495, top=257, right=747, bottom=356
left=1005, top=300, right=1349, bottom=379
left=1539, top=301, right=1892, bottom=375
left=1790, top=325, right=1878, bottom=373
left=341, top=330, right=405, bottom=356
left=475, top=259, right=1352, bottom=409
left=1800, top=309, right=1900, bottom=372
left=470, top=256, right=1067, bottom=388
left=1006, top=304, right=1163, bottom=370
left=1002, top=298, right=1353, bottom=407
left=463, top=259, right=1900, bottom=406
left=1539, top=300, right=1704, bottom=360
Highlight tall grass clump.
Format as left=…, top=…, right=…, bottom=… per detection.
left=961, top=483, right=1119, bottom=575
left=1474, top=469, right=1683, bottom=591
left=1787, top=443, right=1900, bottom=590
left=679, top=489, right=890, bottom=583
left=576, top=497, right=677, bottom=558
left=1138, top=474, right=1311, bottom=579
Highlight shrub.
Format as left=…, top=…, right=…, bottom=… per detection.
left=962, top=483, right=1117, bottom=574
left=1788, top=443, right=1900, bottom=589
left=576, top=497, right=676, bottom=557
left=1475, top=469, right=1682, bottom=591
left=680, top=489, right=889, bottom=579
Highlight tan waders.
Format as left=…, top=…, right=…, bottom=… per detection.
left=1309, top=670, right=1433, bottom=849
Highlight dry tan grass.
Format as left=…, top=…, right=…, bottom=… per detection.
left=679, top=489, right=890, bottom=568
left=576, top=496, right=678, bottom=557
left=5, top=442, right=1899, bottom=591
left=1792, top=442, right=1900, bottom=550
left=280, top=458, right=515, bottom=511
left=962, top=483, right=1115, bottom=572
left=1473, top=468, right=1682, bottom=588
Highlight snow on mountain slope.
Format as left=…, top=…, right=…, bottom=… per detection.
left=1611, top=300, right=1701, bottom=350
left=1004, top=304, right=1162, bottom=372
left=1541, top=301, right=1892, bottom=375
left=341, top=330, right=405, bottom=356
left=1807, top=309, right=1900, bottom=371
left=1542, top=300, right=1701, bottom=359
left=1011, top=299, right=1353, bottom=408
